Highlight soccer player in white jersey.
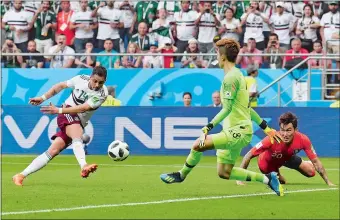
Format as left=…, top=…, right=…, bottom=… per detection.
left=12, top=66, right=109, bottom=186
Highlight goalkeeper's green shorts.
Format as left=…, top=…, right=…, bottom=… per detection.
left=211, top=126, right=252, bottom=165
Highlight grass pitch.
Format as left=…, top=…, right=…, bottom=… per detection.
left=1, top=155, right=339, bottom=219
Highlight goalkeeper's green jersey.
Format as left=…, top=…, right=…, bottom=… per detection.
left=220, top=67, right=252, bottom=133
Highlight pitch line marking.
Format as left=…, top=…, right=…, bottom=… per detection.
left=1, top=188, right=338, bottom=216
left=2, top=162, right=340, bottom=171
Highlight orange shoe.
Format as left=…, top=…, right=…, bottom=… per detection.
left=81, top=164, right=98, bottom=178
left=12, top=174, right=25, bottom=186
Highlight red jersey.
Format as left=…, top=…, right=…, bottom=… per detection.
left=161, top=48, right=174, bottom=68
left=251, top=132, right=317, bottom=169
left=284, top=48, right=309, bottom=62
left=56, top=11, right=75, bottom=46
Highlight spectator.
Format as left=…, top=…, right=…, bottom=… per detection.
left=56, top=0, right=75, bottom=46
left=207, top=35, right=221, bottom=68
left=320, top=1, right=340, bottom=69
left=1, top=0, right=33, bottom=52
left=259, top=1, right=273, bottom=47
left=143, top=42, right=163, bottom=68
left=135, top=0, right=158, bottom=27
left=181, top=38, right=205, bottom=68
left=209, top=91, right=222, bottom=107
left=70, top=0, right=97, bottom=53
left=22, top=40, right=44, bottom=68
left=195, top=1, right=220, bottom=55
left=269, top=2, right=296, bottom=51
left=245, top=65, right=259, bottom=107
left=158, top=38, right=177, bottom=68
left=219, top=7, right=242, bottom=42
left=296, top=4, right=321, bottom=52
left=31, top=0, right=57, bottom=59
left=0, top=0, right=12, bottom=46
left=157, top=1, right=180, bottom=20
left=330, top=91, right=340, bottom=108
left=240, top=1, right=269, bottom=51
left=151, top=8, right=173, bottom=46
left=23, top=0, right=40, bottom=41
left=115, top=1, right=135, bottom=47
left=212, top=0, right=229, bottom=21
left=1, top=37, right=23, bottom=68
left=130, top=22, right=152, bottom=52
left=310, top=1, right=329, bottom=19
left=88, top=0, right=102, bottom=11
left=49, top=1, right=61, bottom=14
left=264, top=33, right=286, bottom=69
left=122, top=42, right=143, bottom=68
left=284, top=1, right=305, bottom=20
left=74, top=41, right=96, bottom=68
left=236, top=38, right=263, bottom=69
left=102, top=86, right=122, bottom=106
left=173, top=1, right=199, bottom=59
left=92, top=0, right=123, bottom=52
left=283, top=38, right=309, bottom=68
left=183, top=92, right=192, bottom=107
left=309, top=41, right=332, bottom=69
left=96, top=38, right=120, bottom=69
left=47, top=34, right=75, bottom=68
left=232, top=1, right=250, bottom=20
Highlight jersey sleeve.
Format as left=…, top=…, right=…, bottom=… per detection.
left=302, top=135, right=318, bottom=160
left=66, top=75, right=82, bottom=89
left=251, top=137, right=272, bottom=156
left=87, top=94, right=107, bottom=109
left=222, top=74, right=239, bottom=100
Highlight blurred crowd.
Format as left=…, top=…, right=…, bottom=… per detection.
left=1, top=0, right=339, bottom=71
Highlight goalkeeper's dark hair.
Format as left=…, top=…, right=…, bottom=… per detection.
left=216, top=38, right=240, bottom=63
left=92, top=66, right=107, bottom=80
left=279, top=112, right=298, bottom=129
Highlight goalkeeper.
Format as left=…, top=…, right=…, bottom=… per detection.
left=160, top=39, right=284, bottom=196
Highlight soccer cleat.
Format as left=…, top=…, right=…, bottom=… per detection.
left=267, top=172, right=284, bottom=196
left=81, top=164, right=98, bottom=178
left=160, top=172, right=184, bottom=184
left=12, top=174, right=25, bottom=186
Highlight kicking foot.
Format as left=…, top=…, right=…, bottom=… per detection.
left=266, top=172, right=284, bottom=196
left=12, top=174, right=25, bottom=186
left=81, top=164, right=98, bottom=178
left=160, top=172, right=184, bottom=184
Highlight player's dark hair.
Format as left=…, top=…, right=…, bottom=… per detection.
left=183, top=92, right=192, bottom=98
left=279, top=112, right=298, bottom=129
left=92, top=66, right=107, bottom=80
left=216, top=38, right=240, bottom=63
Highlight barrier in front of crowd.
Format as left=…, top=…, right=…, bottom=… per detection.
left=1, top=68, right=323, bottom=106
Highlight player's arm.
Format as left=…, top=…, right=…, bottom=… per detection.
left=303, top=139, right=335, bottom=186
left=250, top=107, right=282, bottom=144
left=239, top=149, right=257, bottom=170
left=29, top=82, right=68, bottom=105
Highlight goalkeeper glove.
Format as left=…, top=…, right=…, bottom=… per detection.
left=259, top=120, right=282, bottom=144
left=199, top=123, right=214, bottom=147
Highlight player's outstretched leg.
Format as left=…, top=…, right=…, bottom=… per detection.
left=160, top=136, right=214, bottom=184
left=12, top=137, right=66, bottom=186
left=66, top=124, right=97, bottom=178
left=218, top=164, right=284, bottom=196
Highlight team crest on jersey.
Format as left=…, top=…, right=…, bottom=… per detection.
left=74, top=117, right=80, bottom=121
left=225, top=91, right=231, bottom=98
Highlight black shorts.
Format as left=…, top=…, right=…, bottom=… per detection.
left=283, top=155, right=302, bottom=170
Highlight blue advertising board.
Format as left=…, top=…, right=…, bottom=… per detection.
left=1, top=106, right=339, bottom=157
left=1, top=68, right=322, bottom=107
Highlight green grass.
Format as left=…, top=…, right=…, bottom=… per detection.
left=1, top=155, right=339, bottom=219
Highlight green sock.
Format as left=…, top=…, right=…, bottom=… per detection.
left=179, top=149, right=203, bottom=178
left=229, top=167, right=269, bottom=184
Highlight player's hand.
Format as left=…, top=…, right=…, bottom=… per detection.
left=236, top=181, right=246, bottom=186
left=199, top=123, right=214, bottom=148
left=198, top=131, right=207, bottom=148
left=264, top=127, right=282, bottom=144
left=29, top=97, right=44, bottom=106
left=40, top=102, right=59, bottom=114
left=327, top=181, right=336, bottom=186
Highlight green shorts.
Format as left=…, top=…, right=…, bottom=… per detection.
left=211, top=126, right=252, bottom=165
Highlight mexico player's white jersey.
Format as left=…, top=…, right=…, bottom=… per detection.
left=64, top=75, right=108, bottom=127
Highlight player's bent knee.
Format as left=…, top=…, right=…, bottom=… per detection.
left=72, top=138, right=84, bottom=149
left=217, top=170, right=230, bottom=180
left=307, top=169, right=316, bottom=177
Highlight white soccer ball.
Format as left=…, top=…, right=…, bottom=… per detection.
left=107, top=140, right=130, bottom=161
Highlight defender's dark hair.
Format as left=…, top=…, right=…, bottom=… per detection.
left=279, top=112, right=298, bottom=129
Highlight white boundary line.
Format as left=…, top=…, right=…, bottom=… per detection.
left=1, top=188, right=338, bottom=216
left=2, top=162, right=340, bottom=171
